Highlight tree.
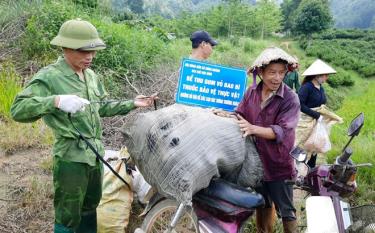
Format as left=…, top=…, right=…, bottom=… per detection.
left=280, top=0, right=301, bottom=34
left=254, top=0, right=282, bottom=39
left=294, top=0, right=332, bottom=43
left=128, top=0, right=144, bottom=13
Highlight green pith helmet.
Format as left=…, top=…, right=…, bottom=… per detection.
left=50, top=18, right=106, bottom=51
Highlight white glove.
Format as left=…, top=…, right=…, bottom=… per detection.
left=318, top=115, right=324, bottom=122
left=57, top=95, right=90, bottom=114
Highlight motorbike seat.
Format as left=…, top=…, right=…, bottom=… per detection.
left=195, top=178, right=264, bottom=209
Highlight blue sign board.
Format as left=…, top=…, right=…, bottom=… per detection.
left=176, top=58, right=247, bottom=112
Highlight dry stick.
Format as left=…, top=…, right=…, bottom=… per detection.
left=0, top=197, right=17, bottom=201
left=112, top=116, right=125, bottom=127
left=123, top=73, right=140, bottom=94
left=0, top=20, right=24, bottom=42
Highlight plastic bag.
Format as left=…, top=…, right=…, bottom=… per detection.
left=132, top=167, right=154, bottom=204
left=304, top=117, right=332, bottom=153
left=97, top=149, right=133, bottom=233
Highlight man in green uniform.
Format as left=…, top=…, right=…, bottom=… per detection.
left=11, top=19, right=156, bottom=233
left=283, top=62, right=300, bottom=92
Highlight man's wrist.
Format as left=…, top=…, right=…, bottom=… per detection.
left=54, top=96, right=60, bottom=108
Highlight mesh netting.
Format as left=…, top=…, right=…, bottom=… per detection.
left=349, top=205, right=375, bottom=233
left=124, top=104, right=263, bottom=205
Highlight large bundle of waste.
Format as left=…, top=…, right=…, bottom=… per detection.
left=124, top=104, right=263, bottom=204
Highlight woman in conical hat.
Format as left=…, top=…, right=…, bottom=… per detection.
left=297, top=59, right=337, bottom=167
left=299, top=59, right=336, bottom=120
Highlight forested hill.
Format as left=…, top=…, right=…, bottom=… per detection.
left=330, top=0, right=375, bottom=29
left=111, top=0, right=280, bottom=17
left=113, top=0, right=374, bottom=29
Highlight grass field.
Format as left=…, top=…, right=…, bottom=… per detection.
left=328, top=77, right=375, bottom=204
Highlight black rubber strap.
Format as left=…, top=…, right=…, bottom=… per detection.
left=68, top=114, right=131, bottom=190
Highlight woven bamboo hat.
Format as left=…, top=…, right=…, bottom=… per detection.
left=250, top=46, right=297, bottom=73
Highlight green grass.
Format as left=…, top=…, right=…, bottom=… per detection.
left=0, top=63, right=22, bottom=120
left=0, top=120, right=54, bottom=154
left=328, top=77, right=375, bottom=204
left=0, top=62, right=53, bottom=153
left=0, top=0, right=39, bottom=26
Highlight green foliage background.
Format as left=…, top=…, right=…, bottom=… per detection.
left=145, top=0, right=282, bottom=39
left=293, top=0, right=332, bottom=36
left=302, top=29, right=375, bottom=78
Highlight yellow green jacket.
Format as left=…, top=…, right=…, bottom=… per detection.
left=11, top=57, right=135, bottom=166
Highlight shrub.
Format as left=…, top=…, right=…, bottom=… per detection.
left=229, top=35, right=240, bottom=46
left=0, top=63, right=21, bottom=120
left=243, top=39, right=257, bottom=53
left=327, top=75, right=342, bottom=88
left=361, top=64, right=375, bottom=77
left=16, top=0, right=174, bottom=96
left=92, top=21, right=166, bottom=72
left=301, top=31, right=375, bottom=78
left=327, top=68, right=355, bottom=88
left=215, top=40, right=231, bottom=52
left=21, top=1, right=85, bottom=63
left=0, top=0, right=38, bottom=26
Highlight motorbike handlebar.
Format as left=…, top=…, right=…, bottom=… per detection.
left=285, top=177, right=305, bottom=187
left=338, top=147, right=353, bottom=165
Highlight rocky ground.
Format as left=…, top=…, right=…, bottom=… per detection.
left=0, top=147, right=144, bottom=233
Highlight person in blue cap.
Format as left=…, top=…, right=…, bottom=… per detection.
left=173, top=30, right=218, bottom=101
left=189, top=30, right=218, bottom=61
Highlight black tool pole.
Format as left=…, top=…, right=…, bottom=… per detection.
left=68, top=114, right=131, bottom=190
left=153, top=99, right=157, bottom=110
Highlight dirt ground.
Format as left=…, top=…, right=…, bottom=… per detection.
left=0, top=141, right=307, bottom=233
left=0, top=147, right=144, bottom=233
left=0, top=148, right=54, bottom=233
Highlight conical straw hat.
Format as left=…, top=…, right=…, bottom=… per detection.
left=250, top=47, right=297, bottom=71
left=302, top=59, right=336, bottom=76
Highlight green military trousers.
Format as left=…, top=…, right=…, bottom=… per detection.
left=53, top=157, right=103, bottom=233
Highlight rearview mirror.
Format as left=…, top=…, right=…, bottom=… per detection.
left=348, top=113, right=364, bottom=137
left=290, top=147, right=307, bottom=162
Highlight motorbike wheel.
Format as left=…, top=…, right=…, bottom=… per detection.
left=349, top=204, right=375, bottom=233
left=141, top=199, right=199, bottom=233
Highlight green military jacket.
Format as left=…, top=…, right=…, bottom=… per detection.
left=11, top=57, right=135, bottom=166
left=283, top=70, right=300, bottom=92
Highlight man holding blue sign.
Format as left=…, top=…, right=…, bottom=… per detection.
left=175, top=28, right=246, bottom=111
left=235, top=47, right=300, bottom=233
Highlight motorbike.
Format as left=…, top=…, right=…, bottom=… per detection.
left=139, top=178, right=264, bottom=233
left=289, top=112, right=375, bottom=233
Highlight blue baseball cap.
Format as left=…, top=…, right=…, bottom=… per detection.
left=190, top=30, right=218, bottom=46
